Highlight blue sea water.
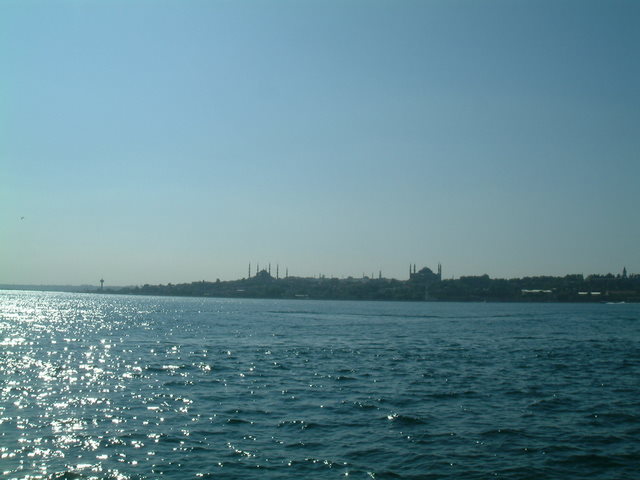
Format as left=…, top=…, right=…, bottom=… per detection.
left=1, top=291, right=639, bottom=479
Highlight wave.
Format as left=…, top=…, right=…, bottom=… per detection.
left=386, top=413, right=429, bottom=425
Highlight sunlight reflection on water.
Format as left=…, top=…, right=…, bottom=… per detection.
left=1, top=291, right=639, bottom=479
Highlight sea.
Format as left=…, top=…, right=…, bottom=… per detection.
left=1, top=290, right=639, bottom=479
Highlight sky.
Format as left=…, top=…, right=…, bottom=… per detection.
left=2, top=0, right=639, bottom=286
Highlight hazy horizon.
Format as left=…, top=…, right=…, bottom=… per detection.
left=0, top=263, right=634, bottom=289
left=3, top=0, right=639, bottom=286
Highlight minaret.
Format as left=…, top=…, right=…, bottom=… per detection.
left=276, top=264, right=279, bottom=279
left=437, top=262, right=442, bottom=281
left=623, top=266, right=628, bottom=279
left=268, top=263, right=271, bottom=275
left=248, top=263, right=251, bottom=278
left=100, top=278, right=104, bottom=290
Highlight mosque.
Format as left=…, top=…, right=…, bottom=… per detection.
left=409, top=263, right=442, bottom=284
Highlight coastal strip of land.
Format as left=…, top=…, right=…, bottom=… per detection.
left=3, top=267, right=639, bottom=302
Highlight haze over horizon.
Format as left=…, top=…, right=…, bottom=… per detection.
left=2, top=0, right=639, bottom=287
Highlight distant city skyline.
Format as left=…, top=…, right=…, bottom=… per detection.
left=2, top=0, right=639, bottom=286
left=2, top=262, right=635, bottom=289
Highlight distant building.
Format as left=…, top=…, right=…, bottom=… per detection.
left=409, top=266, right=441, bottom=285
left=254, top=269, right=273, bottom=282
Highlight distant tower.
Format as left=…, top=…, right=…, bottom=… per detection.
left=100, top=278, right=104, bottom=290
left=437, top=262, right=442, bottom=281
left=276, top=264, right=279, bottom=279
left=248, top=263, right=251, bottom=278
left=413, top=264, right=417, bottom=274
left=286, top=267, right=289, bottom=278
left=379, top=270, right=382, bottom=280
left=268, top=263, right=271, bottom=275
left=623, top=267, right=628, bottom=279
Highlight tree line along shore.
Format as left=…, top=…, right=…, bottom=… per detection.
left=102, top=267, right=640, bottom=303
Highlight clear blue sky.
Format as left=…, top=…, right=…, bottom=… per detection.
left=2, top=0, right=639, bottom=286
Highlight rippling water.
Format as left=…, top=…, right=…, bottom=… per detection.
left=1, top=291, right=639, bottom=479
